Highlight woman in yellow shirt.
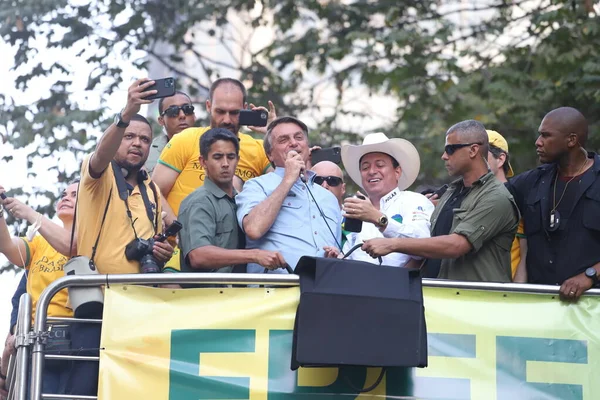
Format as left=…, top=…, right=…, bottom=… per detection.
left=0, top=181, right=78, bottom=395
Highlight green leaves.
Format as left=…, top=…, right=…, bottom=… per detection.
left=2, top=0, right=600, bottom=216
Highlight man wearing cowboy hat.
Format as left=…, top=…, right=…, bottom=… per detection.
left=325, top=132, right=434, bottom=267
left=362, top=120, right=518, bottom=282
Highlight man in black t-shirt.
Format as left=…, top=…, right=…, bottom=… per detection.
left=507, top=107, right=600, bottom=301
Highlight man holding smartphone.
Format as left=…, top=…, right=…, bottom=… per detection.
left=152, top=78, right=276, bottom=227
left=325, top=132, right=434, bottom=268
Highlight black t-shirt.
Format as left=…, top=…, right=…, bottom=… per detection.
left=423, top=185, right=472, bottom=278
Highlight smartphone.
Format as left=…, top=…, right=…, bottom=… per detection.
left=344, top=194, right=366, bottom=233
left=432, top=184, right=449, bottom=198
left=0, top=193, right=6, bottom=200
left=239, top=109, right=268, bottom=127
left=141, top=77, right=176, bottom=101
left=311, top=147, right=342, bottom=165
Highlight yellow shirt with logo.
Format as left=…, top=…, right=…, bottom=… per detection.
left=163, top=246, right=181, bottom=273
left=510, top=219, right=526, bottom=279
left=157, top=127, right=271, bottom=216
left=22, top=235, right=72, bottom=319
left=76, top=155, right=162, bottom=275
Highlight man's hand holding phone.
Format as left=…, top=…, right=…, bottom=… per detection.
left=245, top=101, right=277, bottom=134
left=122, top=79, right=157, bottom=120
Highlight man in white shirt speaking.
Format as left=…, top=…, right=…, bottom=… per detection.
left=325, top=132, right=434, bottom=267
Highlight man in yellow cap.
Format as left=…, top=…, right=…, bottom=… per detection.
left=487, top=130, right=526, bottom=282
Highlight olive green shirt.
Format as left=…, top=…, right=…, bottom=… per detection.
left=432, top=172, right=518, bottom=282
left=178, top=177, right=240, bottom=273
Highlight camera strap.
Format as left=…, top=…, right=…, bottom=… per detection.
left=69, top=180, right=112, bottom=266
left=111, top=161, right=159, bottom=236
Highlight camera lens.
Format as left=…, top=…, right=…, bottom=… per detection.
left=140, top=254, right=161, bottom=274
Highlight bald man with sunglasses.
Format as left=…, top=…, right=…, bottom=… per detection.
left=311, top=161, right=346, bottom=206
left=362, top=120, right=519, bottom=282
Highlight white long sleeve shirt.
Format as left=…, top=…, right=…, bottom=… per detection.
left=343, top=188, right=434, bottom=267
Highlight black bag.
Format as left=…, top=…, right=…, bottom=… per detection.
left=291, top=246, right=428, bottom=373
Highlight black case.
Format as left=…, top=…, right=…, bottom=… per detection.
left=291, top=255, right=428, bottom=370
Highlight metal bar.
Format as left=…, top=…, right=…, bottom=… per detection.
left=6, top=353, right=16, bottom=400
left=42, top=395, right=98, bottom=400
left=44, top=355, right=99, bottom=362
left=420, top=279, right=592, bottom=295
left=14, top=294, right=31, bottom=400
left=46, top=317, right=102, bottom=324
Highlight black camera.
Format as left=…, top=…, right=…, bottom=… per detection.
left=125, top=221, right=183, bottom=273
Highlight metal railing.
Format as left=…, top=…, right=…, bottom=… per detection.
left=17, top=273, right=600, bottom=400
left=5, top=293, right=31, bottom=400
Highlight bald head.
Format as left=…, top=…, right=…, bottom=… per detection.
left=447, top=120, right=489, bottom=155
left=542, top=107, right=588, bottom=146
left=311, top=161, right=343, bottom=178
left=311, top=161, right=345, bottom=206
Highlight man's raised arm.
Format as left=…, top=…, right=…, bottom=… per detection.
left=89, top=79, right=155, bottom=177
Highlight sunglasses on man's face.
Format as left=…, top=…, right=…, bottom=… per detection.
left=161, top=104, right=195, bottom=118
left=444, top=142, right=482, bottom=156
left=314, top=175, right=343, bottom=187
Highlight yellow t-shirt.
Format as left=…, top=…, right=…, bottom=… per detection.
left=163, top=246, right=181, bottom=273
left=157, top=127, right=271, bottom=216
left=510, top=219, right=526, bottom=279
left=76, top=155, right=162, bottom=274
left=22, top=235, right=72, bottom=319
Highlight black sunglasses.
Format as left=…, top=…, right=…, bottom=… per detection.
left=161, top=104, right=195, bottom=118
left=314, top=175, right=343, bottom=187
left=444, top=142, right=482, bottom=156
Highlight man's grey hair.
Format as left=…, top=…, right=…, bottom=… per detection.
left=264, top=116, right=309, bottom=155
left=447, top=119, right=489, bottom=156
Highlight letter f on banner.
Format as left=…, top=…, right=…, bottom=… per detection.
left=169, top=329, right=255, bottom=399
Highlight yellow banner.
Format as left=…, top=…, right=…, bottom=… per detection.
left=99, top=285, right=600, bottom=399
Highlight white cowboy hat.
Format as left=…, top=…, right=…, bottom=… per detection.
left=341, top=132, right=420, bottom=191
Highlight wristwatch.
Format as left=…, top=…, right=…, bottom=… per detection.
left=585, top=267, right=598, bottom=285
left=376, top=214, right=388, bottom=228
left=114, top=111, right=130, bottom=128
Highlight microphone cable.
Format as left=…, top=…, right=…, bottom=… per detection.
left=301, top=177, right=344, bottom=255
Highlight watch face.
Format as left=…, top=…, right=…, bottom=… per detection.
left=586, top=267, right=596, bottom=278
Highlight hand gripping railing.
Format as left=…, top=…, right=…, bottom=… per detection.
left=27, top=273, right=600, bottom=400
